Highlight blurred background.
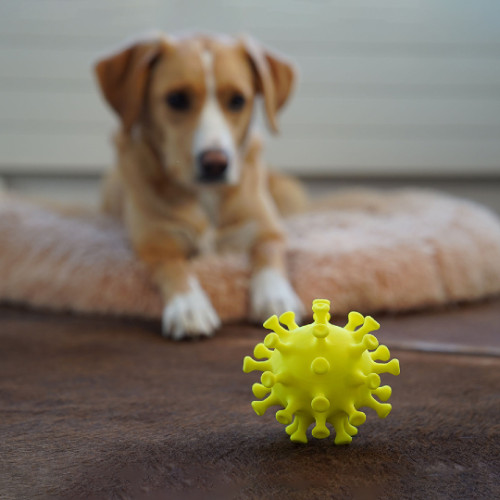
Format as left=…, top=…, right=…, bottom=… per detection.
left=0, top=0, right=499, bottom=212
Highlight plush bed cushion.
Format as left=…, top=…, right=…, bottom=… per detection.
left=1, top=188, right=500, bottom=321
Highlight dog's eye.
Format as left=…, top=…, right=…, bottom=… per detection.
left=228, top=93, right=246, bottom=112
left=166, top=91, right=190, bottom=111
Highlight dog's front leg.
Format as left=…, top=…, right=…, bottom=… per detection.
left=159, top=265, right=220, bottom=340
left=221, top=136, right=304, bottom=323
left=249, top=232, right=304, bottom=323
left=133, top=227, right=220, bottom=340
left=115, top=132, right=220, bottom=340
left=142, top=248, right=220, bottom=340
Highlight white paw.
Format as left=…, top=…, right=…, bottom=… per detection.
left=250, top=267, right=304, bottom=323
left=162, top=278, right=221, bottom=340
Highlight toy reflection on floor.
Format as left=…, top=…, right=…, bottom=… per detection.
left=243, top=299, right=400, bottom=444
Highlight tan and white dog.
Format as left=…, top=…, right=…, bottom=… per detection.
left=94, top=32, right=307, bottom=339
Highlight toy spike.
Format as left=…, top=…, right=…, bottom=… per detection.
left=312, top=324, right=329, bottom=339
left=312, top=299, right=331, bottom=324
left=352, top=316, right=380, bottom=342
left=342, top=417, right=358, bottom=436
left=276, top=400, right=301, bottom=425
left=261, top=371, right=276, bottom=388
left=312, top=413, right=330, bottom=439
left=263, top=315, right=290, bottom=339
left=289, top=415, right=314, bottom=444
left=261, top=371, right=290, bottom=388
left=370, top=345, right=390, bottom=361
left=366, top=373, right=381, bottom=390
left=344, top=311, right=365, bottom=331
left=371, top=358, right=400, bottom=376
left=349, top=334, right=379, bottom=357
left=264, top=333, right=290, bottom=353
left=310, top=356, right=330, bottom=375
left=364, top=396, right=392, bottom=418
left=279, top=311, right=299, bottom=330
left=373, top=385, right=392, bottom=402
left=243, top=356, right=271, bottom=373
left=329, top=414, right=353, bottom=445
left=252, top=383, right=270, bottom=399
left=346, top=403, right=366, bottom=426
left=253, top=343, right=272, bottom=360
left=347, top=371, right=380, bottom=389
left=251, top=394, right=280, bottom=416
left=285, top=417, right=299, bottom=436
left=311, top=394, right=330, bottom=413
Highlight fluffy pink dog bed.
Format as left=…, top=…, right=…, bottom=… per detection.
left=1, top=188, right=500, bottom=322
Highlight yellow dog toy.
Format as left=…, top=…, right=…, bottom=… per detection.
left=243, top=299, right=400, bottom=444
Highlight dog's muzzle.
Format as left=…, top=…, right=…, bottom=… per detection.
left=197, top=149, right=229, bottom=183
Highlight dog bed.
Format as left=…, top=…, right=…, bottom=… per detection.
left=1, top=188, right=500, bottom=322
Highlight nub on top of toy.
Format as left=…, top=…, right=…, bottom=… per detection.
left=243, top=299, right=400, bottom=444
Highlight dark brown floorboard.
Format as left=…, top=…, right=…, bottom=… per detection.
left=1, top=300, right=499, bottom=499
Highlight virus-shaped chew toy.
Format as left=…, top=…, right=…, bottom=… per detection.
left=243, top=299, right=400, bottom=444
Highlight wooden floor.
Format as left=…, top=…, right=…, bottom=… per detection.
left=1, top=299, right=499, bottom=499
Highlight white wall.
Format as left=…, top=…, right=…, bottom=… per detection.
left=1, top=0, right=500, bottom=177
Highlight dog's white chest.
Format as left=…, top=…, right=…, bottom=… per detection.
left=197, top=188, right=257, bottom=253
left=199, top=189, right=220, bottom=226
left=197, top=189, right=219, bottom=255
left=198, top=226, right=216, bottom=255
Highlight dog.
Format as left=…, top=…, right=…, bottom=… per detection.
left=94, top=32, right=307, bottom=339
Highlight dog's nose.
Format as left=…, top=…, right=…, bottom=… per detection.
left=198, top=149, right=228, bottom=182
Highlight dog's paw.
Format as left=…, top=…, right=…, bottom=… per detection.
left=250, top=267, right=304, bottom=323
left=162, top=278, right=221, bottom=340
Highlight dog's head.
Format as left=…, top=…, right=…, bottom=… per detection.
left=94, top=32, right=296, bottom=186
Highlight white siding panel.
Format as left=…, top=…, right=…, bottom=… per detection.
left=0, top=91, right=112, bottom=125
left=0, top=0, right=499, bottom=176
left=2, top=48, right=500, bottom=86
left=3, top=132, right=499, bottom=176
left=267, top=137, right=500, bottom=174
left=0, top=133, right=113, bottom=171
left=4, top=91, right=500, bottom=129
left=1, top=1, right=499, bottom=46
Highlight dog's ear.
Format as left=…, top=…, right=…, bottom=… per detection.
left=241, top=35, right=296, bottom=134
left=94, top=35, right=165, bottom=132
